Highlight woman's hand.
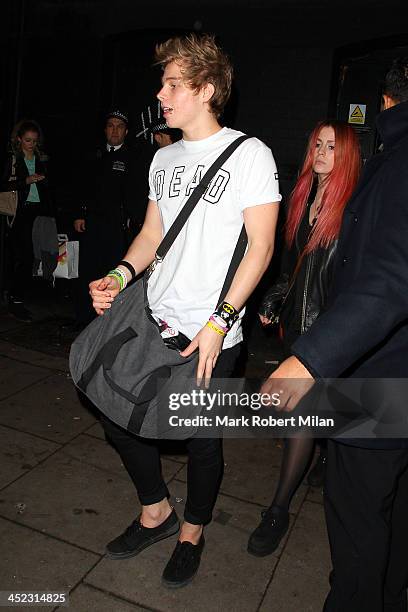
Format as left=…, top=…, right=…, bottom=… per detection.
left=89, top=276, right=120, bottom=316
left=74, top=219, right=86, bottom=232
left=26, top=174, right=45, bottom=185
left=180, top=324, right=225, bottom=386
left=259, top=314, right=273, bottom=326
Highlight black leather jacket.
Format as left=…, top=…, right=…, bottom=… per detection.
left=260, top=228, right=338, bottom=336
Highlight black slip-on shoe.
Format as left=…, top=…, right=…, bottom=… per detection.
left=162, top=535, right=205, bottom=588
left=247, top=505, right=289, bottom=557
left=106, top=508, right=179, bottom=560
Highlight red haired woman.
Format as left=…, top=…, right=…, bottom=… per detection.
left=248, top=120, right=361, bottom=557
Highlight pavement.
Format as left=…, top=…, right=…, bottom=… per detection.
left=0, top=285, right=331, bottom=612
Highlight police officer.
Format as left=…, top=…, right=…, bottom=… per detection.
left=72, top=109, right=140, bottom=328
left=149, top=119, right=182, bottom=149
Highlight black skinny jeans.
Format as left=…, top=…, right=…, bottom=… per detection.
left=101, top=343, right=241, bottom=525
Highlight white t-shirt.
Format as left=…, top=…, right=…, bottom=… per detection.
left=147, top=127, right=281, bottom=349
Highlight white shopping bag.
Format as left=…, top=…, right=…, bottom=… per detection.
left=53, top=233, right=79, bottom=279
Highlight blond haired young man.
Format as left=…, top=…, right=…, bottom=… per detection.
left=90, top=33, right=281, bottom=588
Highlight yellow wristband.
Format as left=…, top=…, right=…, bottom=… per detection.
left=206, top=320, right=227, bottom=337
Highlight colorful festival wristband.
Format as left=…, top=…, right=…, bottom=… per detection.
left=209, top=314, right=229, bottom=333
left=107, top=268, right=127, bottom=291
left=213, top=301, right=239, bottom=330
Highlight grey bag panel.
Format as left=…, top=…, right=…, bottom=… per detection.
left=69, top=277, right=199, bottom=438
left=139, top=363, right=199, bottom=439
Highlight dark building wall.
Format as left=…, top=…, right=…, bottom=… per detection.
left=2, top=0, right=407, bottom=201
left=91, top=0, right=407, bottom=196
left=0, top=0, right=406, bottom=297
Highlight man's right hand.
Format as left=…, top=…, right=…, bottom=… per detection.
left=74, top=219, right=86, bottom=232
left=89, top=276, right=120, bottom=315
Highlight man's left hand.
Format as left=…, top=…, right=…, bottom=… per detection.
left=180, top=325, right=224, bottom=387
left=261, top=355, right=315, bottom=412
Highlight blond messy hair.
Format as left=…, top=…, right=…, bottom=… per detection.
left=155, top=33, right=233, bottom=118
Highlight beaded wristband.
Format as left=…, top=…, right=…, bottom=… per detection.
left=206, top=320, right=227, bottom=337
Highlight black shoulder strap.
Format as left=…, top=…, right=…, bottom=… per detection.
left=155, top=134, right=251, bottom=260
left=217, top=224, right=248, bottom=305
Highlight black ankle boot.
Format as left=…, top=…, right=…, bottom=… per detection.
left=247, top=505, right=289, bottom=557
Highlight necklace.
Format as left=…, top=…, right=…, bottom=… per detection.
left=309, top=199, right=322, bottom=226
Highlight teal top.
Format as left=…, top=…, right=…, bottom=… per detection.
left=24, top=157, right=40, bottom=203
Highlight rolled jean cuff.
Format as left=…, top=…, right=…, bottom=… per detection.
left=184, top=506, right=212, bottom=526
left=138, top=483, right=169, bottom=507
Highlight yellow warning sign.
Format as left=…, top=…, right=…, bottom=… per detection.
left=348, top=103, right=366, bottom=125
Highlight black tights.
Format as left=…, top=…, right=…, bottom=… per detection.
left=272, top=438, right=327, bottom=510
left=271, top=341, right=327, bottom=511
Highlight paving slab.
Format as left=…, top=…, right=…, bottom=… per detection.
left=0, top=517, right=99, bottom=612
left=0, top=356, right=52, bottom=401
left=260, top=501, right=331, bottom=611
left=84, top=420, right=106, bottom=440
left=0, top=314, right=25, bottom=333
left=86, top=480, right=278, bottom=612
left=84, top=422, right=189, bottom=468
left=0, top=372, right=96, bottom=443
left=259, top=563, right=330, bottom=612
left=0, top=424, right=61, bottom=489
left=1, top=317, right=72, bottom=359
left=278, top=501, right=331, bottom=578
left=176, top=438, right=309, bottom=512
left=61, top=434, right=185, bottom=483
left=0, top=436, right=183, bottom=554
left=0, top=339, right=69, bottom=372
left=306, top=485, right=324, bottom=505
left=59, top=583, right=149, bottom=611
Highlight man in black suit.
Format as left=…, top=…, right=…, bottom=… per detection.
left=72, top=109, right=144, bottom=327
left=261, top=57, right=408, bottom=612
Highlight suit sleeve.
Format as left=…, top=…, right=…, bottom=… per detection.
left=292, top=162, right=408, bottom=377
left=125, top=145, right=152, bottom=227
